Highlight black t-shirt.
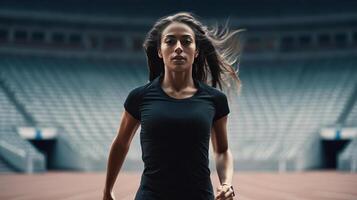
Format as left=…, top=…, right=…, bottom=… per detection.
left=124, top=73, right=230, bottom=199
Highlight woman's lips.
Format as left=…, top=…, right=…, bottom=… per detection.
left=173, top=58, right=185, bottom=61
left=172, top=58, right=186, bottom=64
left=172, top=56, right=185, bottom=60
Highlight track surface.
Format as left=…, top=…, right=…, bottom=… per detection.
left=1, top=171, right=357, bottom=200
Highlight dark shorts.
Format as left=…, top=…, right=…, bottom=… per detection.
left=134, top=174, right=214, bottom=200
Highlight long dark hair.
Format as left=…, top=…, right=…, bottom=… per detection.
left=143, top=12, right=244, bottom=98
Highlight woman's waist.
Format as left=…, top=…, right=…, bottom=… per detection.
left=140, top=172, right=213, bottom=190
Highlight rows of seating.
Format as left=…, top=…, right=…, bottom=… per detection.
left=0, top=82, right=27, bottom=127
left=231, top=58, right=357, bottom=166
left=0, top=78, right=42, bottom=173
left=339, top=84, right=357, bottom=170
left=0, top=56, right=146, bottom=165
left=0, top=55, right=356, bottom=171
left=345, top=101, right=357, bottom=126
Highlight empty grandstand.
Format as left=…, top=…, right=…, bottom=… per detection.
left=0, top=54, right=356, bottom=172
left=0, top=0, right=356, bottom=174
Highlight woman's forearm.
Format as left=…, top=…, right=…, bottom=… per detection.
left=103, top=141, right=129, bottom=195
left=214, top=148, right=234, bottom=185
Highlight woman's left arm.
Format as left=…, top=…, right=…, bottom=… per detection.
left=211, top=115, right=235, bottom=199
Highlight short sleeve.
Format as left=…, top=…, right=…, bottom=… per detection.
left=124, top=87, right=143, bottom=121
left=213, top=91, right=230, bottom=121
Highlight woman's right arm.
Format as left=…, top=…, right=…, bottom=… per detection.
left=103, top=110, right=140, bottom=200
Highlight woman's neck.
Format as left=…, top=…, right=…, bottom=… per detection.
left=160, top=71, right=196, bottom=93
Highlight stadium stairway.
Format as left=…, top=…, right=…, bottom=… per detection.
left=0, top=155, right=16, bottom=174
left=0, top=74, right=45, bottom=173
left=0, top=55, right=146, bottom=172
left=338, top=83, right=357, bottom=171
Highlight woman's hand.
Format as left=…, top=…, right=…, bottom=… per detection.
left=215, top=183, right=236, bottom=200
left=102, top=190, right=115, bottom=200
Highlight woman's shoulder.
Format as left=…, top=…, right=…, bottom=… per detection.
left=199, top=81, right=230, bottom=119
left=127, top=80, right=154, bottom=97
left=199, top=81, right=227, bottom=98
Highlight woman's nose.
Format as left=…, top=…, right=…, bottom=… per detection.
left=174, top=41, right=183, bottom=54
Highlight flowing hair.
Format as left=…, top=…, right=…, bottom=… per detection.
left=143, top=12, right=244, bottom=99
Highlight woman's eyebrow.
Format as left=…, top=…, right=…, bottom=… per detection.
left=165, top=34, right=193, bottom=39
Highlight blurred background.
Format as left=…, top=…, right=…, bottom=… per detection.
left=0, top=0, right=357, bottom=175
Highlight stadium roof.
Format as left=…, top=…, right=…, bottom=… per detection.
left=0, top=0, right=356, bottom=19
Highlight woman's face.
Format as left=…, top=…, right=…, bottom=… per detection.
left=158, top=22, right=198, bottom=72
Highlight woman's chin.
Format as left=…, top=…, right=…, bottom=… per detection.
left=172, top=60, right=186, bottom=65
left=172, top=65, right=191, bottom=71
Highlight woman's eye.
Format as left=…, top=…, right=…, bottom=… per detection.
left=165, top=39, right=192, bottom=45
left=165, top=40, right=175, bottom=44
left=182, top=40, right=192, bottom=45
